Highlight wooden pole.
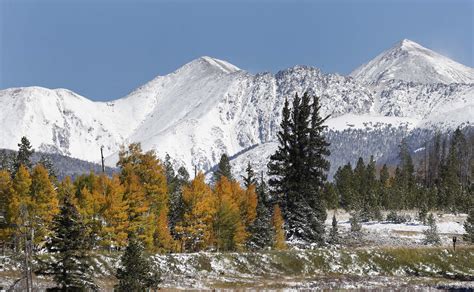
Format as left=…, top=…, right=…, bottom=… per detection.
left=100, top=146, right=105, bottom=173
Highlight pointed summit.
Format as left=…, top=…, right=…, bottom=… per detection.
left=177, top=56, right=241, bottom=75
left=351, top=39, right=474, bottom=84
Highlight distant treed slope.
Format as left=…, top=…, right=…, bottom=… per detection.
left=0, top=148, right=116, bottom=180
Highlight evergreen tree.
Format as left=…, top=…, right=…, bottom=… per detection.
left=116, top=235, right=161, bottom=292
left=14, top=137, right=34, bottom=175
left=328, top=213, right=339, bottom=244
left=463, top=207, right=474, bottom=243
left=418, top=203, right=428, bottom=224
left=423, top=213, right=441, bottom=245
left=399, top=140, right=416, bottom=208
left=214, top=153, right=233, bottom=182
left=0, top=149, right=14, bottom=173
left=168, top=166, right=189, bottom=237
left=334, top=163, right=354, bottom=210
left=323, top=182, right=338, bottom=210
left=352, top=157, right=367, bottom=212
left=37, top=196, right=97, bottom=290
left=350, top=212, right=362, bottom=233
left=242, top=162, right=257, bottom=189
left=247, top=177, right=273, bottom=250
left=378, top=164, right=390, bottom=209
left=268, top=93, right=330, bottom=245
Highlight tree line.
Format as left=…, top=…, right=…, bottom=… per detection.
left=328, top=128, right=473, bottom=221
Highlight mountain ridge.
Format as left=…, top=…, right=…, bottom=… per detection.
left=0, top=39, right=472, bottom=178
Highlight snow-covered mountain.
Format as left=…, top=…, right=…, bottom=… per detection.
left=0, top=40, right=472, bottom=179
left=351, top=39, right=474, bottom=85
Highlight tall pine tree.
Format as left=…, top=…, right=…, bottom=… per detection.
left=214, top=153, right=233, bottom=182
left=116, top=235, right=161, bottom=291
left=268, top=92, right=330, bottom=245
left=37, top=196, right=97, bottom=290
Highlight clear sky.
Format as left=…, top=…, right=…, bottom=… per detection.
left=1, top=0, right=472, bottom=101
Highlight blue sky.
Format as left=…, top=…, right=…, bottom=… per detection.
left=1, top=0, right=472, bottom=101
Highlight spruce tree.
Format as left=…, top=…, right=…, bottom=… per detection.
left=353, top=157, right=366, bottom=211
left=328, top=213, right=339, bottom=244
left=423, top=213, right=441, bottom=245
left=268, top=93, right=330, bottom=245
left=14, top=136, right=34, bottom=175
left=214, top=153, right=233, bottom=182
left=334, top=163, right=354, bottom=210
left=37, top=196, right=97, bottom=290
left=399, top=140, right=416, bottom=208
left=242, top=162, right=257, bottom=189
left=350, top=212, right=362, bottom=234
left=116, top=235, right=161, bottom=291
left=463, top=208, right=474, bottom=243
left=169, top=166, right=189, bottom=237
left=247, top=176, right=273, bottom=250
left=378, top=164, right=390, bottom=209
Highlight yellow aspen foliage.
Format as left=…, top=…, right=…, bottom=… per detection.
left=11, top=166, right=32, bottom=222
left=117, top=144, right=172, bottom=251
left=118, top=143, right=168, bottom=212
left=175, top=172, right=216, bottom=252
left=213, top=177, right=246, bottom=251
left=121, top=171, right=156, bottom=249
left=57, top=176, right=77, bottom=204
left=101, top=175, right=129, bottom=248
left=233, top=220, right=247, bottom=251
left=272, top=204, right=287, bottom=250
left=234, top=181, right=257, bottom=228
left=9, top=165, right=32, bottom=249
left=0, top=170, right=14, bottom=243
left=153, top=209, right=177, bottom=253
left=30, top=164, right=59, bottom=245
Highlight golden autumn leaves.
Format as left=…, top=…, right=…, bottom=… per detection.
left=0, top=143, right=287, bottom=253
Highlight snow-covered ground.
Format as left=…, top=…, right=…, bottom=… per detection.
left=0, top=210, right=471, bottom=290
left=327, top=210, right=467, bottom=247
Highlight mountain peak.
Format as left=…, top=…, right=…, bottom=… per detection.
left=351, top=39, right=474, bottom=84
left=397, top=39, right=422, bottom=50
left=182, top=56, right=241, bottom=74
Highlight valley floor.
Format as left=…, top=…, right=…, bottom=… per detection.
left=0, top=211, right=471, bottom=291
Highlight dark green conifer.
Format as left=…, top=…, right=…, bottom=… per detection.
left=242, top=162, right=257, bottom=188
left=268, top=93, right=330, bottom=245
left=328, top=213, right=339, bottom=244
left=247, top=176, right=273, bottom=250
left=423, top=213, right=441, bottom=245
left=463, top=208, right=474, bottom=243
left=14, top=136, right=34, bottom=175
left=214, top=153, right=233, bottom=181
left=37, top=196, right=97, bottom=290
left=116, top=235, right=161, bottom=292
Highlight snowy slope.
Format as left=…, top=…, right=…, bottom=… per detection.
left=0, top=41, right=473, bottom=178
left=351, top=39, right=474, bottom=85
